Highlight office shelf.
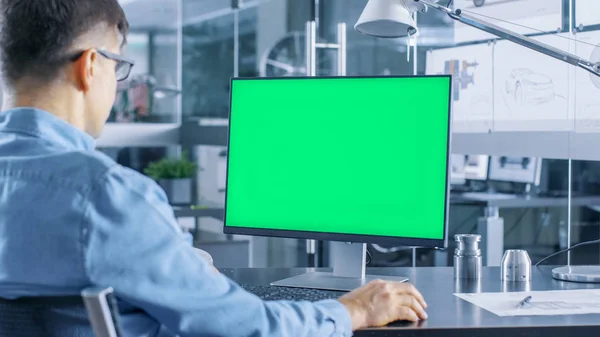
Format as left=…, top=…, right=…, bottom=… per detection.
left=173, top=204, right=225, bottom=222
left=180, top=119, right=228, bottom=147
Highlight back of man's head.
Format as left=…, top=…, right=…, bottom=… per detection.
left=0, top=0, right=128, bottom=87
left=0, top=0, right=130, bottom=137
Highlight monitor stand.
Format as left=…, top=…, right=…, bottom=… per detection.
left=271, top=242, right=409, bottom=292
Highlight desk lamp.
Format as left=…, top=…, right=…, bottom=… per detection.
left=355, top=0, right=600, bottom=283
left=355, top=0, right=600, bottom=78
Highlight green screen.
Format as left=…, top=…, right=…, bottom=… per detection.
left=225, top=76, right=451, bottom=241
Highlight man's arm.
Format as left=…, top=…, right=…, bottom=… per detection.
left=82, top=166, right=352, bottom=337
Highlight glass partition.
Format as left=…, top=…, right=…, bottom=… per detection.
left=416, top=0, right=573, bottom=267
left=175, top=0, right=600, bottom=269
left=113, top=0, right=182, bottom=124
left=182, top=1, right=235, bottom=119
left=322, top=1, right=415, bottom=76
left=569, top=0, right=600, bottom=268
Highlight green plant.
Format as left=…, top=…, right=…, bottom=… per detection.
left=144, top=151, right=197, bottom=180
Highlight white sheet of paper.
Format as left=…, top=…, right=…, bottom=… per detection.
left=455, top=289, right=600, bottom=317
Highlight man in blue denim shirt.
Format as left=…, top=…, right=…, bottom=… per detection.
left=0, top=1, right=428, bottom=336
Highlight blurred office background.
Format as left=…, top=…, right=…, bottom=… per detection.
left=89, top=0, right=600, bottom=268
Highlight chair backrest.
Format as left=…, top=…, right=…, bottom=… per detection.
left=81, top=287, right=123, bottom=337
left=0, top=287, right=121, bottom=337
left=0, top=295, right=93, bottom=337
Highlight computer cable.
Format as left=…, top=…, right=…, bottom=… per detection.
left=535, top=239, right=600, bottom=266
left=366, top=249, right=372, bottom=265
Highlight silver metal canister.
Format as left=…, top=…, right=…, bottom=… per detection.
left=501, top=249, right=531, bottom=282
left=454, top=234, right=482, bottom=279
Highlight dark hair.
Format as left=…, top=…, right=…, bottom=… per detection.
left=0, top=0, right=129, bottom=86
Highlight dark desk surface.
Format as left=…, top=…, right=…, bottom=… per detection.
left=221, top=267, right=600, bottom=337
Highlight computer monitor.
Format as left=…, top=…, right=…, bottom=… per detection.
left=488, top=156, right=542, bottom=185
left=463, top=155, right=489, bottom=181
left=224, top=76, right=452, bottom=291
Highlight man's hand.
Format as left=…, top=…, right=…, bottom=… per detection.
left=338, top=280, right=428, bottom=330
left=193, top=248, right=219, bottom=273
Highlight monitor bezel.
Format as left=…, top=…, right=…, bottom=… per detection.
left=223, top=75, right=452, bottom=249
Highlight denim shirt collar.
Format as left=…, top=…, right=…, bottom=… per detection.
left=0, top=108, right=95, bottom=151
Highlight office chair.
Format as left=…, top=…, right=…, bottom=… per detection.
left=82, top=287, right=123, bottom=337
left=0, top=287, right=122, bottom=337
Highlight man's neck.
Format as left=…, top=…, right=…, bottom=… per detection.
left=7, top=90, right=86, bottom=132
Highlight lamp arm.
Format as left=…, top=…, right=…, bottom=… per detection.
left=415, top=0, right=600, bottom=77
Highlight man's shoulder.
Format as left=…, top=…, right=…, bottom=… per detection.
left=77, top=152, right=160, bottom=192
left=90, top=154, right=167, bottom=204
left=69, top=149, right=118, bottom=170
left=83, top=154, right=176, bottom=231
left=54, top=150, right=120, bottom=184
left=102, top=162, right=163, bottom=195
left=33, top=150, right=158, bottom=196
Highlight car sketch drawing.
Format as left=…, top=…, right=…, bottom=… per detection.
left=505, top=68, right=554, bottom=105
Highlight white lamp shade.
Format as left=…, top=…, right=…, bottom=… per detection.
left=590, top=45, right=600, bottom=89
left=354, top=0, right=420, bottom=38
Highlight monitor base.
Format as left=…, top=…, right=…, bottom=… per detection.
left=271, top=272, right=408, bottom=292
left=273, top=242, right=409, bottom=292
left=552, top=266, right=600, bottom=283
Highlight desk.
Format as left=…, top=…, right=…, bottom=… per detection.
left=451, top=194, right=600, bottom=209
left=222, top=266, right=600, bottom=337
left=172, top=204, right=225, bottom=240
left=449, top=194, right=600, bottom=267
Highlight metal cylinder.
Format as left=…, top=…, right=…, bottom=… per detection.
left=502, top=280, right=531, bottom=293
left=455, top=277, right=482, bottom=294
left=305, top=21, right=316, bottom=77
left=501, top=249, right=531, bottom=282
left=454, top=234, right=482, bottom=279
left=336, top=22, right=347, bottom=76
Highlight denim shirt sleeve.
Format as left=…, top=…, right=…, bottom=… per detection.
left=83, top=165, right=353, bottom=337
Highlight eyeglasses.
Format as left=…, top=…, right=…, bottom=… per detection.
left=70, top=49, right=135, bottom=82
left=97, top=49, right=135, bottom=82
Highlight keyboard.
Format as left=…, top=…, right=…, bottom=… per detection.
left=240, top=284, right=345, bottom=301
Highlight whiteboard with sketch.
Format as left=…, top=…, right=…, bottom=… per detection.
left=453, top=0, right=563, bottom=44
left=425, top=43, right=494, bottom=133
left=573, top=30, right=600, bottom=132
left=492, top=34, right=571, bottom=131
left=575, top=0, right=600, bottom=28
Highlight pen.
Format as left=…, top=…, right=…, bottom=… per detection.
left=516, top=295, right=532, bottom=308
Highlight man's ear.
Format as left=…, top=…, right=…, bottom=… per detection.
left=74, top=49, right=98, bottom=92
